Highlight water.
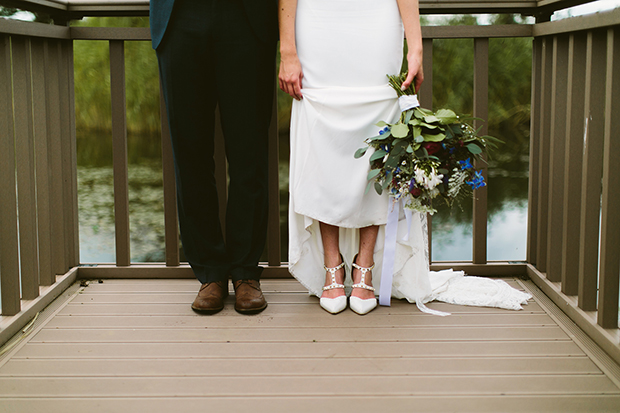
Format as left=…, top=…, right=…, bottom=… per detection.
left=76, top=131, right=528, bottom=264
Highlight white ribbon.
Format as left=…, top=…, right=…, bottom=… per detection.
left=379, top=199, right=400, bottom=306
left=398, top=95, right=420, bottom=112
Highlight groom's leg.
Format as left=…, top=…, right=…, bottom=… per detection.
left=214, top=0, right=276, bottom=282
left=156, top=0, right=229, bottom=284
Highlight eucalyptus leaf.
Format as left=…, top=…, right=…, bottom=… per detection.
left=369, top=149, right=387, bottom=162
left=404, top=110, right=413, bottom=124
left=415, top=135, right=424, bottom=143
left=406, top=145, right=414, bottom=153
left=365, top=180, right=373, bottom=195
left=374, top=182, right=383, bottom=195
left=424, top=115, right=441, bottom=124
left=354, top=147, right=368, bottom=159
left=423, top=132, right=446, bottom=142
left=467, top=143, right=483, bottom=155
left=367, top=168, right=381, bottom=180
left=435, top=108, right=458, bottom=124
left=391, top=123, right=409, bottom=138
left=375, top=121, right=388, bottom=127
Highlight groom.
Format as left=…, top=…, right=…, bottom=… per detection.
left=150, top=0, right=278, bottom=314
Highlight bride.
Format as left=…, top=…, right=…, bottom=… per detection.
left=278, top=0, right=531, bottom=315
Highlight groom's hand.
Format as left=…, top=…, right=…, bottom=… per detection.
left=279, top=53, right=304, bottom=100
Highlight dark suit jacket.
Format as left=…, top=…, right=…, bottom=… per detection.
left=150, top=0, right=278, bottom=49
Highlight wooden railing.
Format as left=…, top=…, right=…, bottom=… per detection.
left=526, top=7, right=620, bottom=364
left=1, top=0, right=620, bottom=365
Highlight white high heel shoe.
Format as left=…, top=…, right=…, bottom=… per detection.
left=320, top=260, right=347, bottom=314
left=349, top=259, right=377, bottom=315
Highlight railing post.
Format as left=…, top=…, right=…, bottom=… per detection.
left=159, top=82, right=180, bottom=266
left=47, top=40, right=68, bottom=275
left=561, top=33, right=587, bottom=296
left=527, top=37, right=542, bottom=266
left=597, top=27, right=620, bottom=329
left=31, top=38, right=55, bottom=286
left=420, top=37, right=433, bottom=262
left=545, top=34, right=569, bottom=283
left=578, top=30, right=607, bottom=311
left=110, top=40, right=131, bottom=266
left=0, top=34, right=21, bottom=316
left=12, top=36, right=40, bottom=300
left=472, top=37, right=488, bottom=265
left=267, top=85, right=281, bottom=267
left=535, top=36, right=553, bottom=273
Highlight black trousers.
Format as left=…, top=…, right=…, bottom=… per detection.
left=156, top=0, right=275, bottom=283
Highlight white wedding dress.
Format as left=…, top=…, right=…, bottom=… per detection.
left=288, top=0, right=531, bottom=313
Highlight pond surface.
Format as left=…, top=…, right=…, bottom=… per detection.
left=77, top=131, right=528, bottom=264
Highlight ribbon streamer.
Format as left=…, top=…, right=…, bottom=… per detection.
left=398, top=95, right=420, bottom=112
left=379, top=199, right=400, bottom=306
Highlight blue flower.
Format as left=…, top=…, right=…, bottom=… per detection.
left=380, top=143, right=391, bottom=152
left=459, top=158, right=473, bottom=170
left=467, top=170, right=486, bottom=190
left=379, top=127, right=389, bottom=135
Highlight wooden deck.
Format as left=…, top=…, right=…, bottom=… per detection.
left=1, top=278, right=620, bottom=412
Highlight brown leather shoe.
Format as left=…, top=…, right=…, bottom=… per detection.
left=233, top=279, right=267, bottom=314
left=191, top=281, right=228, bottom=314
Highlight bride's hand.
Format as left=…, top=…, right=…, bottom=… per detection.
left=403, top=52, right=424, bottom=93
left=279, top=53, right=304, bottom=100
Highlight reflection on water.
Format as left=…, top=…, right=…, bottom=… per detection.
left=78, top=163, right=166, bottom=263
left=77, top=131, right=529, bottom=263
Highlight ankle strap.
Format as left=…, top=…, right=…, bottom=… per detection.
left=322, top=261, right=345, bottom=291
left=352, top=261, right=375, bottom=292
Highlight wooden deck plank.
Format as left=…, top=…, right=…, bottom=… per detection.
left=1, top=278, right=619, bottom=412
left=0, top=375, right=617, bottom=397
left=30, top=326, right=569, bottom=343
left=2, top=396, right=620, bottom=413
left=11, top=341, right=586, bottom=359
left=81, top=277, right=527, bottom=291
left=0, top=356, right=601, bottom=376
left=43, top=314, right=550, bottom=328
left=56, top=308, right=555, bottom=327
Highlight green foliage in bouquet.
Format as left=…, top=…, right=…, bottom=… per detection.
left=354, top=72, right=501, bottom=214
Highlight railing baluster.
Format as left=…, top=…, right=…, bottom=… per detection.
left=267, top=87, right=281, bottom=267
left=527, top=37, right=543, bottom=266
left=546, top=34, right=569, bottom=282
left=159, top=83, right=180, bottom=266
left=561, top=33, right=587, bottom=296
left=578, top=30, right=607, bottom=311
left=12, top=36, right=40, bottom=300
left=58, top=40, right=79, bottom=269
left=536, top=37, right=554, bottom=273
left=0, top=35, right=21, bottom=316
left=63, top=40, right=80, bottom=266
left=109, top=40, right=131, bottom=266
left=31, top=38, right=54, bottom=286
left=473, top=37, right=488, bottom=264
left=421, top=37, right=433, bottom=262
left=47, top=40, right=67, bottom=274
left=597, top=27, right=620, bottom=329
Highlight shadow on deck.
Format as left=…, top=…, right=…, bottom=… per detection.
left=1, top=278, right=619, bottom=412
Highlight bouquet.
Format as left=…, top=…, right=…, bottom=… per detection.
left=354, top=72, right=500, bottom=214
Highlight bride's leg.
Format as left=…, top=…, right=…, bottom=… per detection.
left=319, top=222, right=345, bottom=300
left=352, top=225, right=379, bottom=300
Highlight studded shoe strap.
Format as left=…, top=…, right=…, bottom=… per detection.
left=322, top=261, right=345, bottom=291
left=351, top=261, right=376, bottom=292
